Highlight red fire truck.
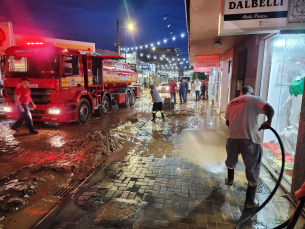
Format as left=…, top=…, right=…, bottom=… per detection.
left=1, top=43, right=139, bottom=123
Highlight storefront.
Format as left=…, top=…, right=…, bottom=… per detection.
left=259, top=33, right=305, bottom=191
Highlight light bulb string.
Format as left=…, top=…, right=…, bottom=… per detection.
left=120, top=33, right=186, bottom=51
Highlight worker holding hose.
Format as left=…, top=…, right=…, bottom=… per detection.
left=225, top=86, right=274, bottom=210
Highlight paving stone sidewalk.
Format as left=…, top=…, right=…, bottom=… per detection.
left=35, top=155, right=304, bottom=229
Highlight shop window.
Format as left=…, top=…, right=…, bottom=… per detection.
left=261, top=34, right=305, bottom=188
left=63, top=55, right=79, bottom=76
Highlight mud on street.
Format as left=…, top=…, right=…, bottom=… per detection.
left=0, top=91, right=303, bottom=229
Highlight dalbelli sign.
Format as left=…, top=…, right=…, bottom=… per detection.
left=219, top=0, right=305, bottom=35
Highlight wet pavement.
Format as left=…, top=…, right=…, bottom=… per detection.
left=0, top=91, right=304, bottom=229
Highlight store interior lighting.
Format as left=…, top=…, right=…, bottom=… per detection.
left=274, top=40, right=286, bottom=46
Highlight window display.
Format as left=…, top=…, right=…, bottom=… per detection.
left=261, top=34, right=305, bottom=186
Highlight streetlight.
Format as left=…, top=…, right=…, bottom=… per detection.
left=170, top=31, right=182, bottom=35
left=167, top=23, right=187, bottom=29
left=164, top=15, right=186, bottom=21
left=124, top=24, right=134, bottom=63
left=116, top=19, right=126, bottom=55
left=128, top=23, right=133, bottom=30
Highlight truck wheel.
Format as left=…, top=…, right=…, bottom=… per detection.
left=100, top=96, right=109, bottom=115
left=120, top=91, right=131, bottom=108
left=130, top=90, right=136, bottom=106
left=95, top=96, right=109, bottom=116
left=77, top=98, right=91, bottom=123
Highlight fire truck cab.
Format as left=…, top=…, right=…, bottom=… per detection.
left=1, top=43, right=139, bottom=123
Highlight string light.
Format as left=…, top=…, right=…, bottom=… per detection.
left=164, top=39, right=167, bottom=43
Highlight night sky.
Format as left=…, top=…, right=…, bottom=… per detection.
left=0, top=0, right=188, bottom=61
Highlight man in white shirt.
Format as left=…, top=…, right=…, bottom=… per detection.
left=150, top=84, right=164, bottom=122
left=225, top=86, right=274, bottom=209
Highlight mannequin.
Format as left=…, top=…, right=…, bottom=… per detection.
left=278, top=61, right=305, bottom=156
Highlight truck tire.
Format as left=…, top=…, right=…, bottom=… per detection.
left=77, top=98, right=91, bottom=123
left=120, top=91, right=131, bottom=108
left=130, top=90, right=136, bottom=106
left=99, top=96, right=109, bottom=115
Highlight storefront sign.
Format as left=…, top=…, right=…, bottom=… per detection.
left=193, top=64, right=213, bottom=73
left=196, top=55, right=220, bottom=68
left=142, top=65, right=150, bottom=71
left=219, top=0, right=305, bottom=35
left=129, top=64, right=137, bottom=72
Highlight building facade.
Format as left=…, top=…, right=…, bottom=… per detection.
left=185, top=0, right=305, bottom=199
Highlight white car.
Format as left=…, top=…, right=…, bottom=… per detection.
left=158, top=83, right=170, bottom=93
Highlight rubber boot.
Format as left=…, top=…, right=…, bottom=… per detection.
left=152, top=113, right=156, bottom=122
left=226, top=168, right=234, bottom=185
left=244, top=185, right=259, bottom=210
left=161, top=112, right=165, bottom=121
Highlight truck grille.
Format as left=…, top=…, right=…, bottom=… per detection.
left=4, top=87, right=55, bottom=105
left=30, top=110, right=45, bottom=114
left=32, top=115, right=42, bottom=120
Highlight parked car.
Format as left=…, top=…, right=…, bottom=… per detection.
left=158, top=83, right=170, bottom=93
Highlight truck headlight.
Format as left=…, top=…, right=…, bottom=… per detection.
left=3, top=106, right=12, bottom=112
left=47, top=108, right=60, bottom=115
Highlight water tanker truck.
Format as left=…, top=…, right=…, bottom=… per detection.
left=1, top=43, right=139, bottom=123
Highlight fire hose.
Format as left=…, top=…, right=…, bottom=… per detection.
left=236, top=126, right=305, bottom=229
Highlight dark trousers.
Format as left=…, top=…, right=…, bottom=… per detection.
left=12, top=104, right=35, bottom=132
left=201, top=86, right=206, bottom=98
left=195, top=91, right=200, bottom=101
left=226, top=139, right=262, bottom=186
left=170, top=92, right=176, bottom=104
left=179, top=91, right=184, bottom=103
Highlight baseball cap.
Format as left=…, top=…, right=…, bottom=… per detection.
left=21, top=76, right=30, bottom=81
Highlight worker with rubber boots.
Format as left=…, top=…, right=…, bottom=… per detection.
left=150, top=84, right=164, bottom=122
left=225, top=86, right=274, bottom=210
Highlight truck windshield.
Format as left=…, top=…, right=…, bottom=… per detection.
left=5, top=55, right=59, bottom=78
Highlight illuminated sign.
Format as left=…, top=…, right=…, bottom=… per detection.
left=196, top=55, right=220, bottom=68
